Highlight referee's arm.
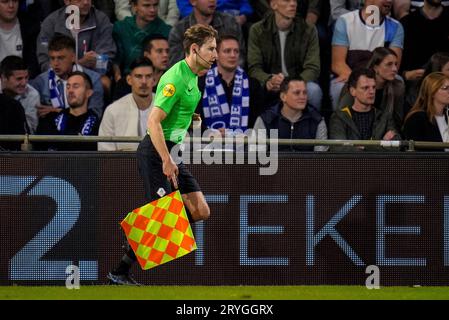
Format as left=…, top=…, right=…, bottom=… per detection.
left=147, top=107, right=179, bottom=184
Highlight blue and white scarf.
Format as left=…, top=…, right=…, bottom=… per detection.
left=55, top=112, right=97, bottom=136
left=48, top=69, right=65, bottom=108
left=48, top=64, right=83, bottom=109
left=202, top=66, right=249, bottom=131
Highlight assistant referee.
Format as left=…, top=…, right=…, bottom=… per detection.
left=108, top=24, right=218, bottom=285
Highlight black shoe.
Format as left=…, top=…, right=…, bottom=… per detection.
left=107, top=272, right=141, bottom=286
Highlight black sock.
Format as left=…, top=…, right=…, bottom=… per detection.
left=112, top=247, right=137, bottom=275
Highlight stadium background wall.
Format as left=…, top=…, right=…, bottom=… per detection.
left=1, top=152, right=449, bottom=286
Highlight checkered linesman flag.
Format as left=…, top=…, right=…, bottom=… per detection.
left=120, top=190, right=197, bottom=270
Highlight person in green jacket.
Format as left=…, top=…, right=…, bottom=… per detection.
left=112, top=0, right=171, bottom=81
left=247, top=0, right=322, bottom=111
left=329, top=68, right=400, bottom=152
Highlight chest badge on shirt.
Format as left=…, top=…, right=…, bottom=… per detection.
left=162, top=83, right=176, bottom=97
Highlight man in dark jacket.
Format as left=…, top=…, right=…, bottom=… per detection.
left=35, top=71, right=99, bottom=151
left=36, top=0, right=116, bottom=72
left=248, top=0, right=322, bottom=110
left=329, top=68, right=400, bottom=151
left=253, top=77, right=327, bottom=152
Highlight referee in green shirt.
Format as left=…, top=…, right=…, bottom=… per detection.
left=108, top=24, right=218, bottom=285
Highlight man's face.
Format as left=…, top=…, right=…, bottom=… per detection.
left=281, top=80, right=308, bottom=111
left=271, top=0, right=297, bottom=20
left=367, top=0, right=392, bottom=17
left=66, top=75, right=92, bottom=109
left=49, top=49, right=76, bottom=77
left=0, top=0, right=19, bottom=23
left=350, top=75, right=376, bottom=106
left=133, top=0, right=159, bottom=23
left=67, top=0, right=92, bottom=17
left=1, top=70, right=29, bottom=96
left=217, top=38, right=240, bottom=72
left=144, top=39, right=169, bottom=72
left=127, top=66, right=154, bottom=98
left=195, top=37, right=217, bottom=71
left=191, top=0, right=217, bottom=17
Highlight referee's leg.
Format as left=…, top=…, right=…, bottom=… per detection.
left=181, top=191, right=210, bottom=221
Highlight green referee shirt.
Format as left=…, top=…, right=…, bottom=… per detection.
left=154, top=60, right=201, bottom=144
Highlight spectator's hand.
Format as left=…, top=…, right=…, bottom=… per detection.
left=191, top=113, right=202, bottom=129
left=235, top=15, right=247, bottom=26
left=197, top=69, right=209, bottom=77
left=266, top=73, right=285, bottom=92
left=383, top=130, right=397, bottom=141
left=79, top=51, right=98, bottom=69
left=112, top=64, right=122, bottom=82
left=404, top=69, right=425, bottom=81
left=335, top=71, right=351, bottom=83
left=36, top=105, right=62, bottom=118
left=306, top=12, right=318, bottom=25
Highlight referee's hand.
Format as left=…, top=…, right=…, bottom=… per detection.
left=163, top=157, right=179, bottom=189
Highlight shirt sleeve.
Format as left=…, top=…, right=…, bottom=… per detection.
left=154, top=77, right=181, bottom=116
left=331, top=16, right=349, bottom=47
left=389, top=21, right=404, bottom=49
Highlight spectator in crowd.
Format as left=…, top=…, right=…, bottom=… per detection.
left=0, top=56, right=39, bottom=133
left=403, top=52, right=449, bottom=115
left=99, top=58, right=155, bottom=151
left=112, top=0, right=171, bottom=80
left=330, top=0, right=404, bottom=110
left=177, top=0, right=253, bottom=26
left=400, top=0, right=449, bottom=113
left=329, top=68, right=400, bottom=151
left=113, top=34, right=169, bottom=100
left=0, top=92, right=26, bottom=151
left=114, top=0, right=180, bottom=26
left=424, top=52, right=449, bottom=77
left=31, top=35, right=104, bottom=119
left=402, top=72, right=449, bottom=150
left=248, top=0, right=322, bottom=111
left=338, top=47, right=405, bottom=130
left=253, top=77, right=328, bottom=152
left=0, top=0, right=41, bottom=78
left=35, top=71, right=100, bottom=151
left=168, top=0, right=244, bottom=66
left=196, top=34, right=265, bottom=135
left=36, top=0, right=116, bottom=73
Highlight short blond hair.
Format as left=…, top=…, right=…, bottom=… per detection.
left=183, top=24, right=218, bottom=55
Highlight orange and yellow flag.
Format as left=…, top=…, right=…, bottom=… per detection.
left=120, top=190, right=196, bottom=270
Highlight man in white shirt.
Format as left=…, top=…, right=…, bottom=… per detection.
left=98, top=57, right=155, bottom=151
left=0, top=0, right=21, bottom=63
left=0, top=55, right=39, bottom=133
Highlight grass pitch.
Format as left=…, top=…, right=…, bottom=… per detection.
left=1, top=286, right=449, bottom=300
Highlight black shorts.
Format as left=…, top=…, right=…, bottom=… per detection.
left=136, top=134, right=201, bottom=202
